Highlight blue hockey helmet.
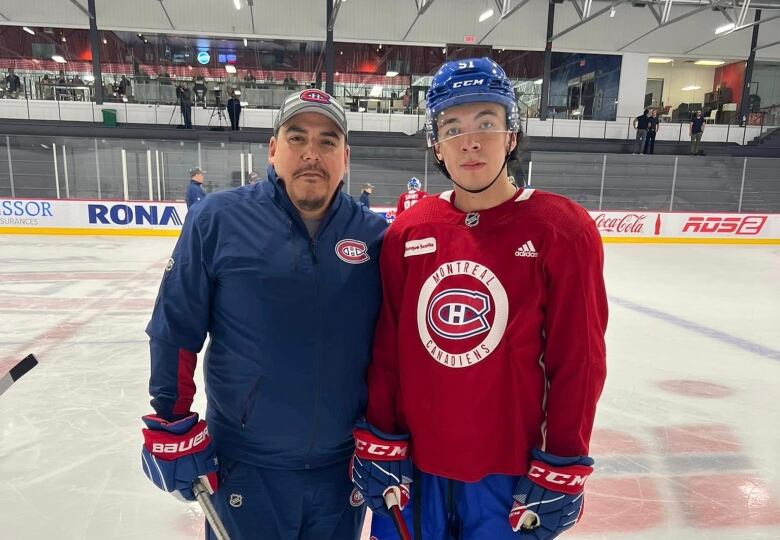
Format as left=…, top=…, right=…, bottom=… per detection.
left=425, top=57, right=520, bottom=147
left=408, top=177, right=421, bottom=191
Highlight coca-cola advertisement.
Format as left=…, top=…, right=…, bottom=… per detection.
left=592, top=213, right=653, bottom=235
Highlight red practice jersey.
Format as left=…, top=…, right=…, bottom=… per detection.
left=396, top=189, right=429, bottom=216
left=366, top=188, right=607, bottom=482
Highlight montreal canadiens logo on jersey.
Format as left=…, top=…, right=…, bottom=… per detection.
left=417, top=260, right=508, bottom=368
left=335, top=239, right=370, bottom=264
left=428, top=289, right=491, bottom=339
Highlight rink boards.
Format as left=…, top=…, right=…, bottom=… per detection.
left=1, top=197, right=779, bottom=244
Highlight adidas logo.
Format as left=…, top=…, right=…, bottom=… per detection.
left=514, top=240, right=538, bottom=258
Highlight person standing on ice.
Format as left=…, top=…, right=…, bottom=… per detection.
left=140, top=89, right=386, bottom=540
left=350, top=58, right=608, bottom=540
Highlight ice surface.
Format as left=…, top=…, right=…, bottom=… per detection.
left=0, top=235, right=778, bottom=539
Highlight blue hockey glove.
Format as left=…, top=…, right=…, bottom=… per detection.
left=509, top=449, right=594, bottom=538
left=141, top=412, right=219, bottom=501
left=349, top=419, right=413, bottom=517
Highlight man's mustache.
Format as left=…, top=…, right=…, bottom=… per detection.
left=294, top=165, right=329, bottom=179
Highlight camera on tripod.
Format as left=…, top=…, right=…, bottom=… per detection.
left=212, top=85, right=224, bottom=108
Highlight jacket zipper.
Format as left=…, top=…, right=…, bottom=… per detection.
left=303, top=238, right=321, bottom=468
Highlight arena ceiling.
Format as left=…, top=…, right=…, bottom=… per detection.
left=0, top=0, right=779, bottom=60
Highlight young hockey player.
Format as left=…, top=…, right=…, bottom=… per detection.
left=351, top=58, right=608, bottom=540
left=395, top=177, right=429, bottom=216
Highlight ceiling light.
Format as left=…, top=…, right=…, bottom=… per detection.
left=243, top=38, right=248, bottom=46
left=233, top=0, right=241, bottom=9
left=23, top=27, right=35, bottom=35
left=386, top=70, right=399, bottom=77
left=102, top=38, right=107, bottom=44
left=609, top=6, right=616, bottom=17
left=225, top=65, right=237, bottom=74
left=695, top=60, right=725, bottom=66
left=61, top=36, right=66, bottom=42
left=649, top=58, right=674, bottom=64
left=369, top=85, right=383, bottom=97
left=378, top=44, right=382, bottom=49
left=533, top=79, right=543, bottom=85
left=715, top=23, right=735, bottom=34
left=52, top=55, right=66, bottom=63
left=682, top=85, right=701, bottom=91
left=478, top=8, right=494, bottom=22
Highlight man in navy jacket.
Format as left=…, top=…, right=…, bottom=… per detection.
left=185, top=167, right=207, bottom=209
left=142, top=89, right=387, bottom=540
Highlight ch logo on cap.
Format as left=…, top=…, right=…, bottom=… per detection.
left=300, top=89, right=331, bottom=104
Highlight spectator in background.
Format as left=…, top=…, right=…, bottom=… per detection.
left=71, top=74, right=84, bottom=101
left=227, top=90, right=242, bottom=131
left=40, top=74, right=53, bottom=100
left=244, top=71, right=256, bottom=83
left=632, top=109, right=650, bottom=154
left=56, top=71, right=68, bottom=100
left=644, top=108, right=659, bottom=155
left=5, top=68, right=21, bottom=96
left=186, top=167, right=207, bottom=209
left=690, top=111, right=706, bottom=155
left=359, top=183, right=374, bottom=209
left=177, top=82, right=194, bottom=129
left=118, top=75, right=131, bottom=99
left=402, top=88, right=412, bottom=113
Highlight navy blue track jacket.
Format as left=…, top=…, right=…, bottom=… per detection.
left=147, top=165, right=387, bottom=470
left=186, top=180, right=206, bottom=208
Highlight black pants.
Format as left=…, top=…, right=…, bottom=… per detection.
left=181, top=104, right=192, bottom=129
left=229, top=109, right=241, bottom=131
left=644, top=130, right=656, bottom=154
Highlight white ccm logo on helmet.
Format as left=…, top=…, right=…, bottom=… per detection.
left=452, top=79, right=484, bottom=88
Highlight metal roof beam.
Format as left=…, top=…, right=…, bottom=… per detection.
left=661, top=0, right=675, bottom=23
left=617, top=3, right=711, bottom=51
left=328, top=0, right=344, bottom=32
left=685, top=11, right=780, bottom=52
left=402, top=0, right=437, bottom=41
left=69, top=0, right=93, bottom=20
left=571, top=0, right=584, bottom=19
left=647, top=3, right=663, bottom=23
left=157, top=0, right=175, bottom=30
left=754, top=37, right=780, bottom=50
left=551, top=0, right=628, bottom=42
left=478, top=0, right=533, bottom=44
left=737, top=0, right=752, bottom=25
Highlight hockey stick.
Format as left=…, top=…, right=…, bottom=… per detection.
left=193, top=477, right=231, bottom=540
left=0, top=354, right=38, bottom=397
left=384, top=489, right=412, bottom=540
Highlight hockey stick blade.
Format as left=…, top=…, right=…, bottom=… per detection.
left=193, top=477, right=231, bottom=540
left=384, top=490, right=412, bottom=540
left=0, top=354, right=38, bottom=397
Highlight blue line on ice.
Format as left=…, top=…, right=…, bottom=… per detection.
left=610, top=296, right=780, bottom=362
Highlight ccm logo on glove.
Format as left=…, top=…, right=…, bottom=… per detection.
left=527, top=461, right=592, bottom=495
left=354, top=429, right=409, bottom=459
